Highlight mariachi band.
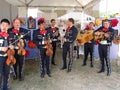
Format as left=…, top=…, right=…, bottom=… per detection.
left=0, top=17, right=114, bottom=90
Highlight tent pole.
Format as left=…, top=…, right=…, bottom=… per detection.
left=9, top=4, right=12, bottom=22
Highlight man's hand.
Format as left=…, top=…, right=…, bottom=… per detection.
left=104, top=33, right=110, bottom=38
left=1, top=47, right=8, bottom=52
left=9, top=45, right=14, bottom=49
left=20, top=39, right=24, bottom=43
left=63, top=38, right=67, bottom=42
left=94, top=31, right=101, bottom=35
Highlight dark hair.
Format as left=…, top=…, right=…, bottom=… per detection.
left=103, top=19, right=110, bottom=23
left=102, top=19, right=110, bottom=26
left=51, top=19, right=55, bottom=23
left=0, top=18, right=10, bottom=25
left=68, top=18, right=74, bottom=24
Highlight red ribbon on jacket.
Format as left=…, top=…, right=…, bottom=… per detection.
left=66, top=26, right=71, bottom=31
left=0, top=32, right=9, bottom=38
left=102, top=28, right=108, bottom=32
left=12, top=29, right=19, bottom=34
left=51, top=27, right=56, bottom=32
left=40, top=29, right=47, bottom=35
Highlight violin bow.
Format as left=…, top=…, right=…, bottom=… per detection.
left=8, top=30, right=31, bottom=47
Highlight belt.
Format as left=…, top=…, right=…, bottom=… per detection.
left=88, top=41, right=92, bottom=43
left=14, top=46, right=19, bottom=49
left=0, top=54, right=7, bottom=57
left=52, top=39, right=57, bottom=41
left=99, top=40, right=110, bottom=45
left=42, top=46, right=46, bottom=48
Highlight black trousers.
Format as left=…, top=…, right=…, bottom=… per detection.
left=13, top=49, right=25, bottom=79
left=74, top=45, right=79, bottom=58
left=83, top=43, right=94, bottom=65
left=51, top=41, right=57, bottom=63
left=39, top=48, right=50, bottom=75
left=62, top=43, right=74, bottom=70
left=0, top=56, right=10, bottom=90
left=98, top=44, right=111, bottom=72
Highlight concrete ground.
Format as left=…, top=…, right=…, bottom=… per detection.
left=9, top=48, right=120, bottom=90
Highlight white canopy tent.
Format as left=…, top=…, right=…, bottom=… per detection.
left=57, top=12, right=95, bottom=20
left=5, top=0, right=100, bottom=9
left=5, top=0, right=101, bottom=13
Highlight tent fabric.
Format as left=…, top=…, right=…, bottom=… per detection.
left=5, top=0, right=101, bottom=10
left=57, top=12, right=95, bottom=20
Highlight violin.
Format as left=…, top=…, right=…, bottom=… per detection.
left=46, top=34, right=53, bottom=56
left=6, top=48, right=16, bottom=66
left=17, top=39, right=26, bottom=55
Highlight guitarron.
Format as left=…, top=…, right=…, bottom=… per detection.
left=77, top=30, right=94, bottom=44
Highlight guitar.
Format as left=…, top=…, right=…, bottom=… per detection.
left=94, top=31, right=112, bottom=40
left=77, top=30, right=94, bottom=44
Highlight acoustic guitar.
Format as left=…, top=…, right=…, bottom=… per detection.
left=77, top=30, right=94, bottom=44
left=94, top=31, right=112, bottom=40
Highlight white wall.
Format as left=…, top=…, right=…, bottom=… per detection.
left=0, top=0, right=18, bottom=22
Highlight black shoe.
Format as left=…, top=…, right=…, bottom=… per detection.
left=90, top=64, right=94, bottom=68
left=77, top=55, right=79, bottom=59
left=107, top=69, right=111, bottom=76
left=47, top=74, right=52, bottom=77
left=52, top=62, right=57, bottom=66
left=19, top=77, right=24, bottom=81
left=98, top=70, right=105, bottom=73
left=67, top=69, right=71, bottom=73
left=107, top=72, right=111, bottom=76
left=13, top=76, right=17, bottom=80
left=82, top=63, right=86, bottom=66
left=60, top=67, right=67, bottom=70
left=41, top=74, right=44, bottom=78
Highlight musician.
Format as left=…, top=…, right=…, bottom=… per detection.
left=61, top=18, right=78, bottom=72
left=9, top=18, right=29, bottom=81
left=82, top=22, right=95, bottom=67
left=33, top=18, right=51, bottom=78
left=95, top=20, right=114, bottom=76
left=47, top=19, right=60, bottom=65
left=0, top=19, right=14, bottom=90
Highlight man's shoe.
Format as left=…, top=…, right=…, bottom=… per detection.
left=41, top=74, right=44, bottom=78
left=82, top=63, right=86, bottom=66
left=77, top=55, right=79, bottom=59
left=19, top=77, right=24, bottom=81
left=67, top=69, right=71, bottom=73
left=98, top=70, right=105, bottom=73
left=90, top=64, right=94, bottom=68
left=107, top=72, right=111, bottom=76
left=60, top=67, right=67, bottom=70
left=52, top=62, right=57, bottom=66
left=13, top=76, right=17, bottom=80
left=47, top=74, right=52, bottom=77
